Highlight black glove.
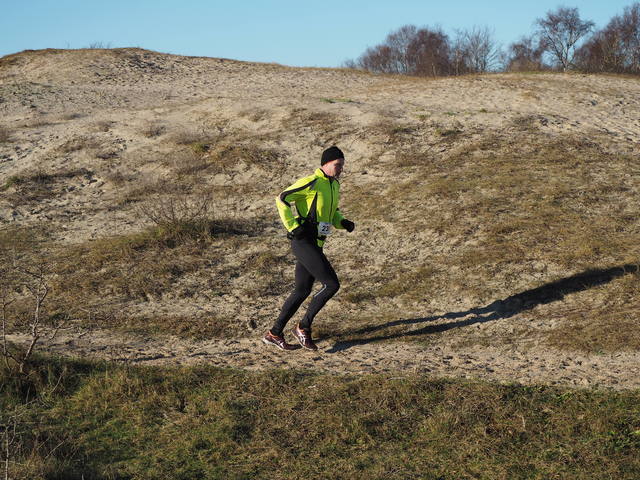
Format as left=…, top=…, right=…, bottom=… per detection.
left=287, top=225, right=306, bottom=240
left=341, top=219, right=355, bottom=233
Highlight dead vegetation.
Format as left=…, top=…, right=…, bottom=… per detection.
left=140, top=121, right=165, bottom=138
left=92, top=120, right=113, bottom=132
left=0, top=227, right=66, bottom=373
left=1, top=50, right=639, bottom=366
left=56, top=135, right=102, bottom=154
left=0, top=125, right=13, bottom=143
left=337, top=130, right=640, bottom=353
left=1, top=168, right=93, bottom=204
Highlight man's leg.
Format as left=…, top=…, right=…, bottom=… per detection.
left=270, top=259, right=314, bottom=336
left=292, top=240, right=340, bottom=330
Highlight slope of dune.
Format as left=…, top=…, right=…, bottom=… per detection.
left=2, top=48, right=640, bottom=389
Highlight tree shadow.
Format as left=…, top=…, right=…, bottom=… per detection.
left=326, top=263, right=638, bottom=353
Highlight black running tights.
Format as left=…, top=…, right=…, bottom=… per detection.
left=271, top=238, right=340, bottom=336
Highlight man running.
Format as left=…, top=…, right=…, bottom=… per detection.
left=263, top=146, right=355, bottom=351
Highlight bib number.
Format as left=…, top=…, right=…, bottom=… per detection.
left=318, top=222, right=332, bottom=236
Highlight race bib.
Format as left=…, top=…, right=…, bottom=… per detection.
left=318, top=222, right=332, bottom=236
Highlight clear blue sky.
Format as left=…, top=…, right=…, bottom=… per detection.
left=1, top=1, right=636, bottom=67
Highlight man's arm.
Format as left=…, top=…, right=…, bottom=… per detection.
left=332, top=208, right=346, bottom=228
left=276, top=176, right=317, bottom=232
left=333, top=209, right=355, bottom=232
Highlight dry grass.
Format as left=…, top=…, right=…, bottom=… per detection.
left=0, top=125, right=13, bottom=143
left=92, top=120, right=113, bottom=132
left=140, top=121, right=165, bottom=138
left=1, top=168, right=92, bottom=204
left=338, top=130, right=640, bottom=352
left=210, top=143, right=282, bottom=167
left=544, top=267, right=640, bottom=352
left=162, top=147, right=211, bottom=176
left=43, top=215, right=266, bottom=337
left=60, top=112, right=83, bottom=121
left=167, top=127, right=214, bottom=146
left=238, top=108, right=270, bottom=122
left=373, top=120, right=417, bottom=144
left=103, top=168, right=137, bottom=187
left=54, top=135, right=121, bottom=159
left=56, top=135, right=101, bottom=154
left=282, top=108, right=344, bottom=141
left=3, top=359, right=640, bottom=479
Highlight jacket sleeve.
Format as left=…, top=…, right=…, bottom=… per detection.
left=332, top=208, right=346, bottom=229
left=276, top=176, right=316, bottom=232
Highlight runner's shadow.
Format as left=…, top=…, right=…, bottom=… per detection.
left=326, top=263, right=638, bottom=353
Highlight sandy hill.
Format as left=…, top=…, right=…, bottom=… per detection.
left=1, top=48, right=640, bottom=389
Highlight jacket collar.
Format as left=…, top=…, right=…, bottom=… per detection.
left=315, top=167, right=339, bottom=183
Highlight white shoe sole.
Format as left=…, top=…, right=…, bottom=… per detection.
left=262, top=337, right=285, bottom=350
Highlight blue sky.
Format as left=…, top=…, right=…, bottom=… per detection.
left=1, top=1, right=636, bottom=67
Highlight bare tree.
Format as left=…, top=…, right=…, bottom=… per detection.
left=505, top=35, right=548, bottom=71
left=349, top=24, right=453, bottom=77
left=386, top=25, right=419, bottom=74
left=407, top=27, right=452, bottom=76
left=357, top=44, right=396, bottom=74
left=575, top=3, right=640, bottom=73
left=453, top=26, right=501, bottom=74
left=535, top=6, right=595, bottom=71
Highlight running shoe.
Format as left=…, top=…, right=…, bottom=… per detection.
left=262, top=331, right=299, bottom=351
left=293, top=325, right=318, bottom=351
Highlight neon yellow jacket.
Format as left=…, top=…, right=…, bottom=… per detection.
left=276, top=168, right=345, bottom=247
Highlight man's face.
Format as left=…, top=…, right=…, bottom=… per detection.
left=323, top=158, right=344, bottom=178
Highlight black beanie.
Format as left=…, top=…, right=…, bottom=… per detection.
left=321, top=146, right=344, bottom=165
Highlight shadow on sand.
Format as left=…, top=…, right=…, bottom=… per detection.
left=326, top=263, right=638, bottom=353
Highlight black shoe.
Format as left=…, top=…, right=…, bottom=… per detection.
left=262, top=331, right=299, bottom=351
left=293, top=325, right=318, bottom=351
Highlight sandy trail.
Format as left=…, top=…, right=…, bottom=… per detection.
left=8, top=328, right=640, bottom=391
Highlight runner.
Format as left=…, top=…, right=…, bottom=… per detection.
left=263, top=146, right=355, bottom=351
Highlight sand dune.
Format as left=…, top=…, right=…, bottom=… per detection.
left=2, top=48, right=640, bottom=389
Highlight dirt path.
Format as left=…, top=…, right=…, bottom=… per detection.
left=8, top=328, right=640, bottom=391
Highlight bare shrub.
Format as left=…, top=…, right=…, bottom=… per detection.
left=167, top=124, right=218, bottom=146
left=86, top=41, right=112, bottom=49
left=140, top=122, right=165, bottom=138
left=136, top=189, right=214, bottom=230
left=0, top=233, right=65, bottom=374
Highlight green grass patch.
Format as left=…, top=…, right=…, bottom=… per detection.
left=321, top=98, right=355, bottom=104
left=2, top=357, right=640, bottom=479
